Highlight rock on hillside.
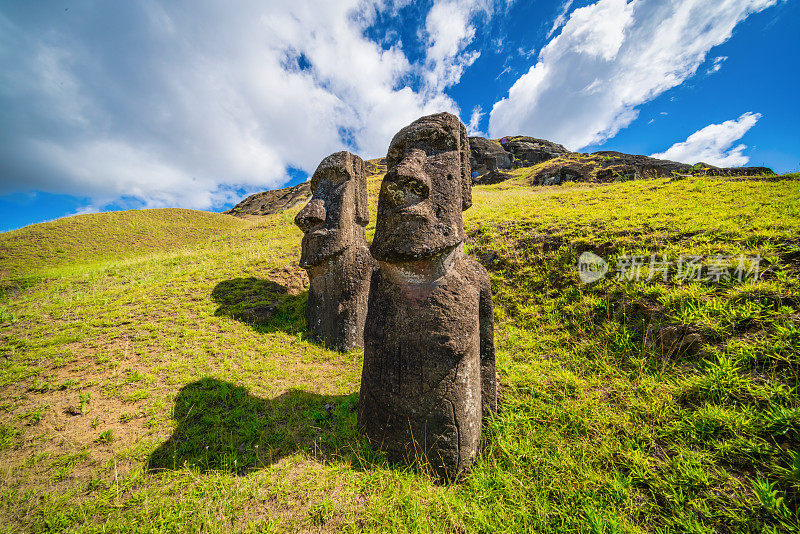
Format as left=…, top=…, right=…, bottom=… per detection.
left=502, top=136, right=569, bottom=165
left=467, top=134, right=775, bottom=185
left=528, top=152, right=775, bottom=186
left=469, top=137, right=512, bottom=175
left=225, top=182, right=311, bottom=217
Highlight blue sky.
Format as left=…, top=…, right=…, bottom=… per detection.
left=1, top=0, right=798, bottom=232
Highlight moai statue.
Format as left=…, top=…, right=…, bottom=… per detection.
left=358, top=112, right=497, bottom=480
left=294, top=151, right=373, bottom=352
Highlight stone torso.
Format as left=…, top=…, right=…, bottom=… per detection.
left=305, top=245, right=372, bottom=352
left=359, top=255, right=487, bottom=477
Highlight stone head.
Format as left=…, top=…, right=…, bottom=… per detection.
left=371, top=112, right=471, bottom=262
left=295, top=151, right=368, bottom=268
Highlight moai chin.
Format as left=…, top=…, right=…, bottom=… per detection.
left=358, top=112, right=497, bottom=480
left=294, top=151, right=373, bottom=352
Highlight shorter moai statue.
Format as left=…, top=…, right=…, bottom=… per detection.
left=358, top=112, right=497, bottom=480
left=294, top=151, right=373, bottom=352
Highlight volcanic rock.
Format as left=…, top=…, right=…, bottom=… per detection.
left=469, top=136, right=512, bottom=175
left=225, top=182, right=311, bottom=217
left=359, top=112, right=497, bottom=481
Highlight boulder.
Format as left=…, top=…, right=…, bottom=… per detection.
left=225, top=182, right=311, bottom=217
left=539, top=164, right=586, bottom=186
left=469, top=136, right=512, bottom=175
left=504, top=136, right=569, bottom=166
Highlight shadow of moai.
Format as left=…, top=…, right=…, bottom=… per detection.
left=211, top=277, right=307, bottom=335
left=358, top=112, right=497, bottom=481
left=148, top=378, right=371, bottom=475
left=294, top=151, right=374, bottom=352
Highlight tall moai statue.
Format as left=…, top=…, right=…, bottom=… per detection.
left=358, top=112, right=497, bottom=480
left=294, top=151, right=373, bottom=352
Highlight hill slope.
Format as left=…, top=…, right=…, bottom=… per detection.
left=0, top=208, right=249, bottom=276
left=1, top=173, right=799, bottom=533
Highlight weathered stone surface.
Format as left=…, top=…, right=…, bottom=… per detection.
left=294, top=151, right=373, bottom=352
left=592, top=151, right=692, bottom=177
left=539, top=164, right=586, bottom=186
left=359, top=112, right=496, bottom=480
left=226, top=182, right=311, bottom=217
left=473, top=169, right=513, bottom=185
left=528, top=151, right=776, bottom=185
left=504, top=136, right=568, bottom=165
left=693, top=164, right=776, bottom=177
left=469, top=136, right=512, bottom=175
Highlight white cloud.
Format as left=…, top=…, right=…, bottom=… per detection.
left=0, top=0, right=493, bottom=211
left=707, top=55, right=728, bottom=74
left=517, top=47, right=536, bottom=59
left=421, top=0, right=493, bottom=94
left=466, top=106, right=486, bottom=136
left=651, top=112, right=761, bottom=167
left=547, top=0, right=574, bottom=39
left=489, top=0, right=779, bottom=149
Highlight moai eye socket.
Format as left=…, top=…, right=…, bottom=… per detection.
left=407, top=178, right=427, bottom=199
left=384, top=180, right=406, bottom=207
left=383, top=176, right=429, bottom=208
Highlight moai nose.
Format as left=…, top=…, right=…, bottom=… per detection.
left=295, top=198, right=326, bottom=231
left=389, top=150, right=430, bottom=203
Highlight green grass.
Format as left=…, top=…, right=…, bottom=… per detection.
left=0, top=208, right=250, bottom=276
left=0, top=174, right=798, bottom=532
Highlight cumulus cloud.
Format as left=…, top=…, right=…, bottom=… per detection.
left=420, top=0, right=493, bottom=94
left=489, top=0, right=779, bottom=149
left=650, top=112, right=761, bottom=167
left=0, top=0, right=491, bottom=211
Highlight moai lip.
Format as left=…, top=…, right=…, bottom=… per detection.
left=294, top=151, right=373, bottom=352
left=358, top=112, right=497, bottom=481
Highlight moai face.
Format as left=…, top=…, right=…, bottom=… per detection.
left=295, top=152, right=368, bottom=268
left=371, top=112, right=472, bottom=262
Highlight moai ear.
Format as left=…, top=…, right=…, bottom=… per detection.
left=459, top=120, right=473, bottom=211
left=353, top=154, right=369, bottom=226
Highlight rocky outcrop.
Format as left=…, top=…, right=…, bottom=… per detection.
left=529, top=152, right=691, bottom=185
left=502, top=136, right=568, bottom=165
left=689, top=162, right=776, bottom=177
left=465, top=134, right=775, bottom=186
left=469, top=136, right=512, bottom=175
left=225, top=182, right=311, bottom=217
left=527, top=151, right=776, bottom=186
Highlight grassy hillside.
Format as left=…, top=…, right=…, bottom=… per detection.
left=1, top=173, right=799, bottom=533
left=0, top=209, right=250, bottom=276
